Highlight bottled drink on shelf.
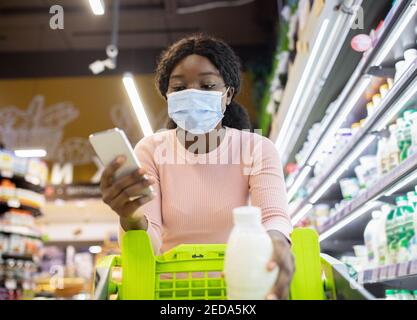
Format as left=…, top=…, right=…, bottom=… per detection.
left=377, top=137, right=389, bottom=176
left=387, top=124, right=400, bottom=171
left=364, top=211, right=383, bottom=268
left=386, top=205, right=397, bottom=264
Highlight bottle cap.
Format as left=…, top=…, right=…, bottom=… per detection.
left=407, top=191, right=417, bottom=198
left=233, top=206, right=262, bottom=225
left=381, top=205, right=392, bottom=215
left=404, top=109, right=416, bottom=119
left=380, top=84, right=389, bottom=92
left=371, top=211, right=382, bottom=219
left=389, top=124, right=397, bottom=131
left=396, top=196, right=408, bottom=204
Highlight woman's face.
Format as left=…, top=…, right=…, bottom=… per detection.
left=167, top=54, right=234, bottom=112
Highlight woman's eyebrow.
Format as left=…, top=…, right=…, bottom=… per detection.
left=198, top=71, right=220, bottom=76
left=170, top=74, right=184, bottom=79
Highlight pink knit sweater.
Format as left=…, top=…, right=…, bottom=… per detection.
left=120, top=127, right=292, bottom=254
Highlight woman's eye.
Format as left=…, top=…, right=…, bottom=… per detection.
left=201, top=84, right=216, bottom=90
left=172, top=86, right=186, bottom=92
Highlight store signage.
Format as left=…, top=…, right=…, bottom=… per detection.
left=50, top=156, right=104, bottom=185
left=45, top=183, right=101, bottom=200
left=51, top=163, right=73, bottom=185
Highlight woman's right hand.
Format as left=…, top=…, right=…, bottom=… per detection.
left=99, top=156, right=156, bottom=219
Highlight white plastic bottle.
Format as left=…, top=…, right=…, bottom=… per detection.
left=364, top=211, right=382, bottom=268
left=409, top=112, right=417, bottom=157
left=224, top=206, right=279, bottom=300
left=377, top=138, right=388, bottom=176
left=388, top=124, right=400, bottom=171
left=376, top=205, right=391, bottom=266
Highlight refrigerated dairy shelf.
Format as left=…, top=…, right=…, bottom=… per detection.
left=290, top=57, right=417, bottom=221
left=0, top=202, right=42, bottom=217
left=0, top=253, right=37, bottom=263
left=358, top=260, right=417, bottom=287
left=287, top=0, right=417, bottom=197
left=0, top=225, right=42, bottom=239
left=0, top=174, right=45, bottom=194
left=317, top=152, right=417, bottom=244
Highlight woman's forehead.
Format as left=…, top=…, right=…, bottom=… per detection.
left=170, top=54, right=221, bottom=79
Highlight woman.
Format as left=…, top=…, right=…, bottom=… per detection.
left=100, top=34, right=294, bottom=299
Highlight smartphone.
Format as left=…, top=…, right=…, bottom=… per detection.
left=89, top=128, right=153, bottom=197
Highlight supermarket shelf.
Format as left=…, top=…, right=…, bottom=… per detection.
left=290, top=57, right=417, bottom=221
left=0, top=253, right=35, bottom=262
left=0, top=202, right=42, bottom=217
left=0, top=225, right=42, bottom=239
left=286, top=0, right=416, bottom=195
left=0, top=173, right=45, bottom=194
left=318, top=152, right=417, bottom=245
left=358, top=260, right=417, bottom=289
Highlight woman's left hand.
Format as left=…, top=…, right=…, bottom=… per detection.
left=266, top=230, right=295, bottom=300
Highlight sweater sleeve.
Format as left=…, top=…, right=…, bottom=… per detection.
left=118, top=136, right=163, bottom=255
left=248, top=135, right=293, bottom=241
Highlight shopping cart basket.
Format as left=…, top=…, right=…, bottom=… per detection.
left=93, top=228, right=374, bottom=300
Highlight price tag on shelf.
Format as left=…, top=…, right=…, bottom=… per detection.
left=357, top=271, right=365, bottom=284
left=388, top=264, right=397, bottom=279
left=363, top=269, right=373, bottom=283
left=379, top=266, right=388, bottom=280
left=371, top=268, right=380, bottom=282
left=409, top=260, right=417, bottom=275
left=397, top=262, right=410, bottom=277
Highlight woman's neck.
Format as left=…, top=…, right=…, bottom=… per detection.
left=177, top=124, right=226, bottom=154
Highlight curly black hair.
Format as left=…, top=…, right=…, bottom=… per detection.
left=155, top=34, right=252, bottom=130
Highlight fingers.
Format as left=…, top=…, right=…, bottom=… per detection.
left=269, top=240, right=295, bottom=300
left=274, top=267, right=292, bottom=300
left=102, top=168, right=155, bottom=204
left=100, top=156, right=126, bottom=189
left=267, top=260, right=277, bottom=272
left=117, top=193, right=155, bottom=218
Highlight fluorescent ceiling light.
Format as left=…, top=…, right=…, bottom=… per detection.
left=373, top=2, right=417, bottom=65
left=292, top=15, right=346, bottom=133
left=319, top=201, right=382, bottom=242
left=14, top=149, right=47, bottom=158
left=89, top=245, right=102, bottom=254
left=384, top=169, right=417, bottom=196
left=310, top=135, right=375, bottom=204
left=291, top=203, right=313, bottom=225
left=122, top=73, right=154, bottom=137
left=88, top=0, right=105, bottom=15
left=287, top=166, right=312, bottom=200
left=275, top=19, right=330, bottom=154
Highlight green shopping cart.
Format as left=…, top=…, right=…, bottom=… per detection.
left=93, top=228, right=374, bottom=300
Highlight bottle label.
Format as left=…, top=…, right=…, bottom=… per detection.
left=389, top=153, right=400, bottom=169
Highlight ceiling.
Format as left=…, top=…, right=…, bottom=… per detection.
left=0, top=0, right=278, bottom=77
left=0, top=0, right=277, bottom=181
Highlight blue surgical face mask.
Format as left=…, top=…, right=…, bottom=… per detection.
left=167, top=88, right=229, bottom=135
